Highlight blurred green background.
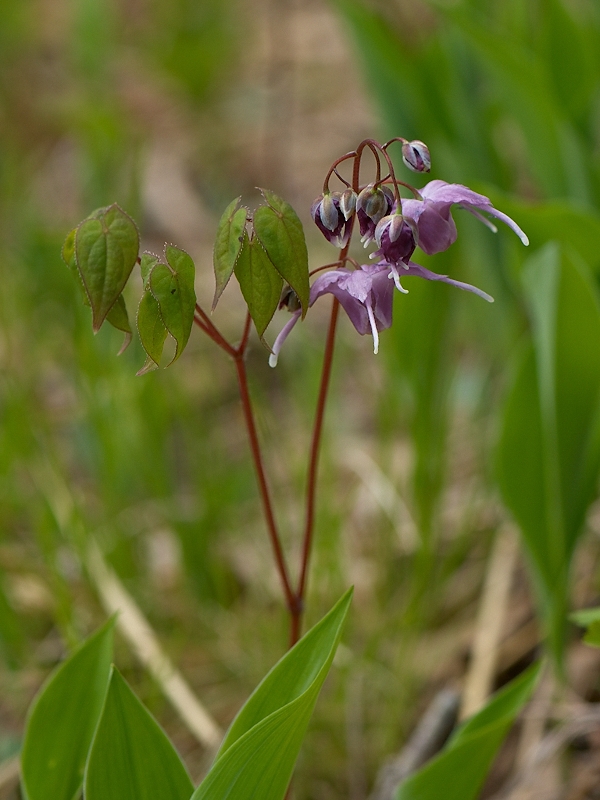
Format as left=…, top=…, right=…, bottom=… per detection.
left=2, top=0, right=600, bottom=797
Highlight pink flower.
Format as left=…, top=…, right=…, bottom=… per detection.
left=401, top=180, right=529, bottom=255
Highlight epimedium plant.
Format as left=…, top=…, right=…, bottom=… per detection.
left=60, top=136, right=528, bottom=645
left=19, top=136, right=537, bottom=800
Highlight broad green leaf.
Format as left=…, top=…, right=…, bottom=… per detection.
left=63, top=229, right=132, bottom=353
left=84, top=667, right=193, bottom=800
left=74, top=204, right=139, bottom=332
left=148, top=245, right=196, bottom=365
left=234, top=231, right=283, bottom=339
left=253, top=190, right=310, bottom=317
left=212, top=197, right=247, bottom=309
left=395, top=663, right=541, bottom=800
left=497, top=243, right=600, bottom=664
left=192, top=588, right=353, bottom=800
left=21, top=618, right=114, bottom=800
left=570, top=608, right=600, bottom=648
left=136, top=290, right=168, bottom=375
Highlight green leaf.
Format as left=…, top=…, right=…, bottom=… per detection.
left=136, top=290, right=168, bottom=375
left=192, top=588, right=353, bottom=800
left=234, top=231, right=283, bottom=339
left=21, top=618, right=114, bottom=800
left=570, top=607, right=600, bottom=648
left=140, top=252, right=160, bottom=287
left=212, top=197, right=247, bottom=309
left=253, top=190, right=310, bottom=317
left=148, top=245, right=196, bottom=365
left=74, top=204, right=140, bottom=332
left=497, top=243, right=600, bottom=664
left=63, top=228, right=132, bottom=353
left=84, top=667, right=193, bottom=800
left=395, top=663, right=541, bottom=800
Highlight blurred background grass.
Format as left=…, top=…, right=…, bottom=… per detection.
left=2, top=0, right=600, bottom=797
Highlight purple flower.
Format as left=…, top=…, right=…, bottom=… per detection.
left=401, top=180, right=529, bottom=255
left=269, top=258, right=493, bottom=366
left=401, top=140, right=431, bottom=173
left=269, top=263, right=393, bottom=366
left=372, top=213, right=417, bottom=266
left=311, top=192, right=352, bottom=249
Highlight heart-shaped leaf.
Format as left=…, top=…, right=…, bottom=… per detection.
left=192, top=588, right=353, bottom=800
left=63, top=229, right=132, bottom=353
left=234, top=231, right=283, bottom=339
left=147, top=245, right=196, bottom=365
left=74, top=204, right=139, bottom=332
left=213, top=197, right=248, bottom=309
left=84, top=667, right=193, bottom=800
left=21, top=618, right=114, bottom=800
left=253, top=190, right=310, bottom=317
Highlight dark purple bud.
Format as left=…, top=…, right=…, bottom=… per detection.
left=401, top=140, right=431, bottom=173
left=311, top=192, right=352, bottom=249
left=373, top=213, right=416, bottom=265
left=356, top=184, right=394, bottom=246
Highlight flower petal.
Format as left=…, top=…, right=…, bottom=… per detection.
left=404, top=261, right=494, bottom=303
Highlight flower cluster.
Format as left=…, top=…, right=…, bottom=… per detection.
left=271, top=139, right=528, bottom=365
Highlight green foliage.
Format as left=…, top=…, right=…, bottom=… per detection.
left=84, top=667, right=194, bottom=800
left=212, top=196, right=248, bottom=309
left=73, top=204, right=139, bottom=333
left=21, top=619, right=114, bottom=800
left=253, top=189, right=310, bottom=317
left=234, top=230, right=283, bottom=340
left=497, top=244, right=600, bottom=665
left=570, top=608, right=600, bottom=649
left=192, top=588, right=353, bottom=800
left=396, top=663, right=541, bottom=800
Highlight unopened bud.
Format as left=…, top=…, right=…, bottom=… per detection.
left=319, top=193, right=339, bottom=232
left=357, top=185, right=393, bottom=225
left=401, top=140, right=431, bottom=173
left=339, top=188, right=357, bottom=221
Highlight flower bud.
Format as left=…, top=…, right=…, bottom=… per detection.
left=373, top=213, right=416, bottom=265
left=339, top=188, right=357, bottom=221
left=401, top=140, right=431, bottom=173
left=356, top=185, right=394, bottom=245
left=311, top=193, right=352, bottom=249
left=319, top=193, right=340, bottom=231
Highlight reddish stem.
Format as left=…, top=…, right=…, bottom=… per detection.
left=291, top=297, right=340, bottom=647
left=234, top=351, right=297, bottom=616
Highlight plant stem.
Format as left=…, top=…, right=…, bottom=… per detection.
left=291, top=296, right=340, bottom=646
left=234, top=351, right=297, bottom=616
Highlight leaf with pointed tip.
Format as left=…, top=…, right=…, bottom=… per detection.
left=64, top=229, right=132, bottom=353
left=192, top=588, right=353, bottom=800
left=395, top=663, right=541, bottom=800
left=21, top=618, right=114, bottom=800
left=148, top=245, right=196, bottom=365
left=84, top=667, right=193, bottom=800
left=254, top=190, right=310, bottom=317
left=234, top=231, right=283, bottom=338
left=212, top=197, right=247, bottom=309
left=136, top=290, right=168, bottom=374
left=74, top=204, right=139, bottom=332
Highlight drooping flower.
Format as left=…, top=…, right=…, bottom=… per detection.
left=269, top=258, right=493, bottom=366
left=372, top=213, right=417, bottom=267
left=401, top=180, right=529, bottom=255
left=356, top=184, right=394, bottom=246
left=311, top=192, right=352, bottom=248
left=269, top=263, right=393, bottom=366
